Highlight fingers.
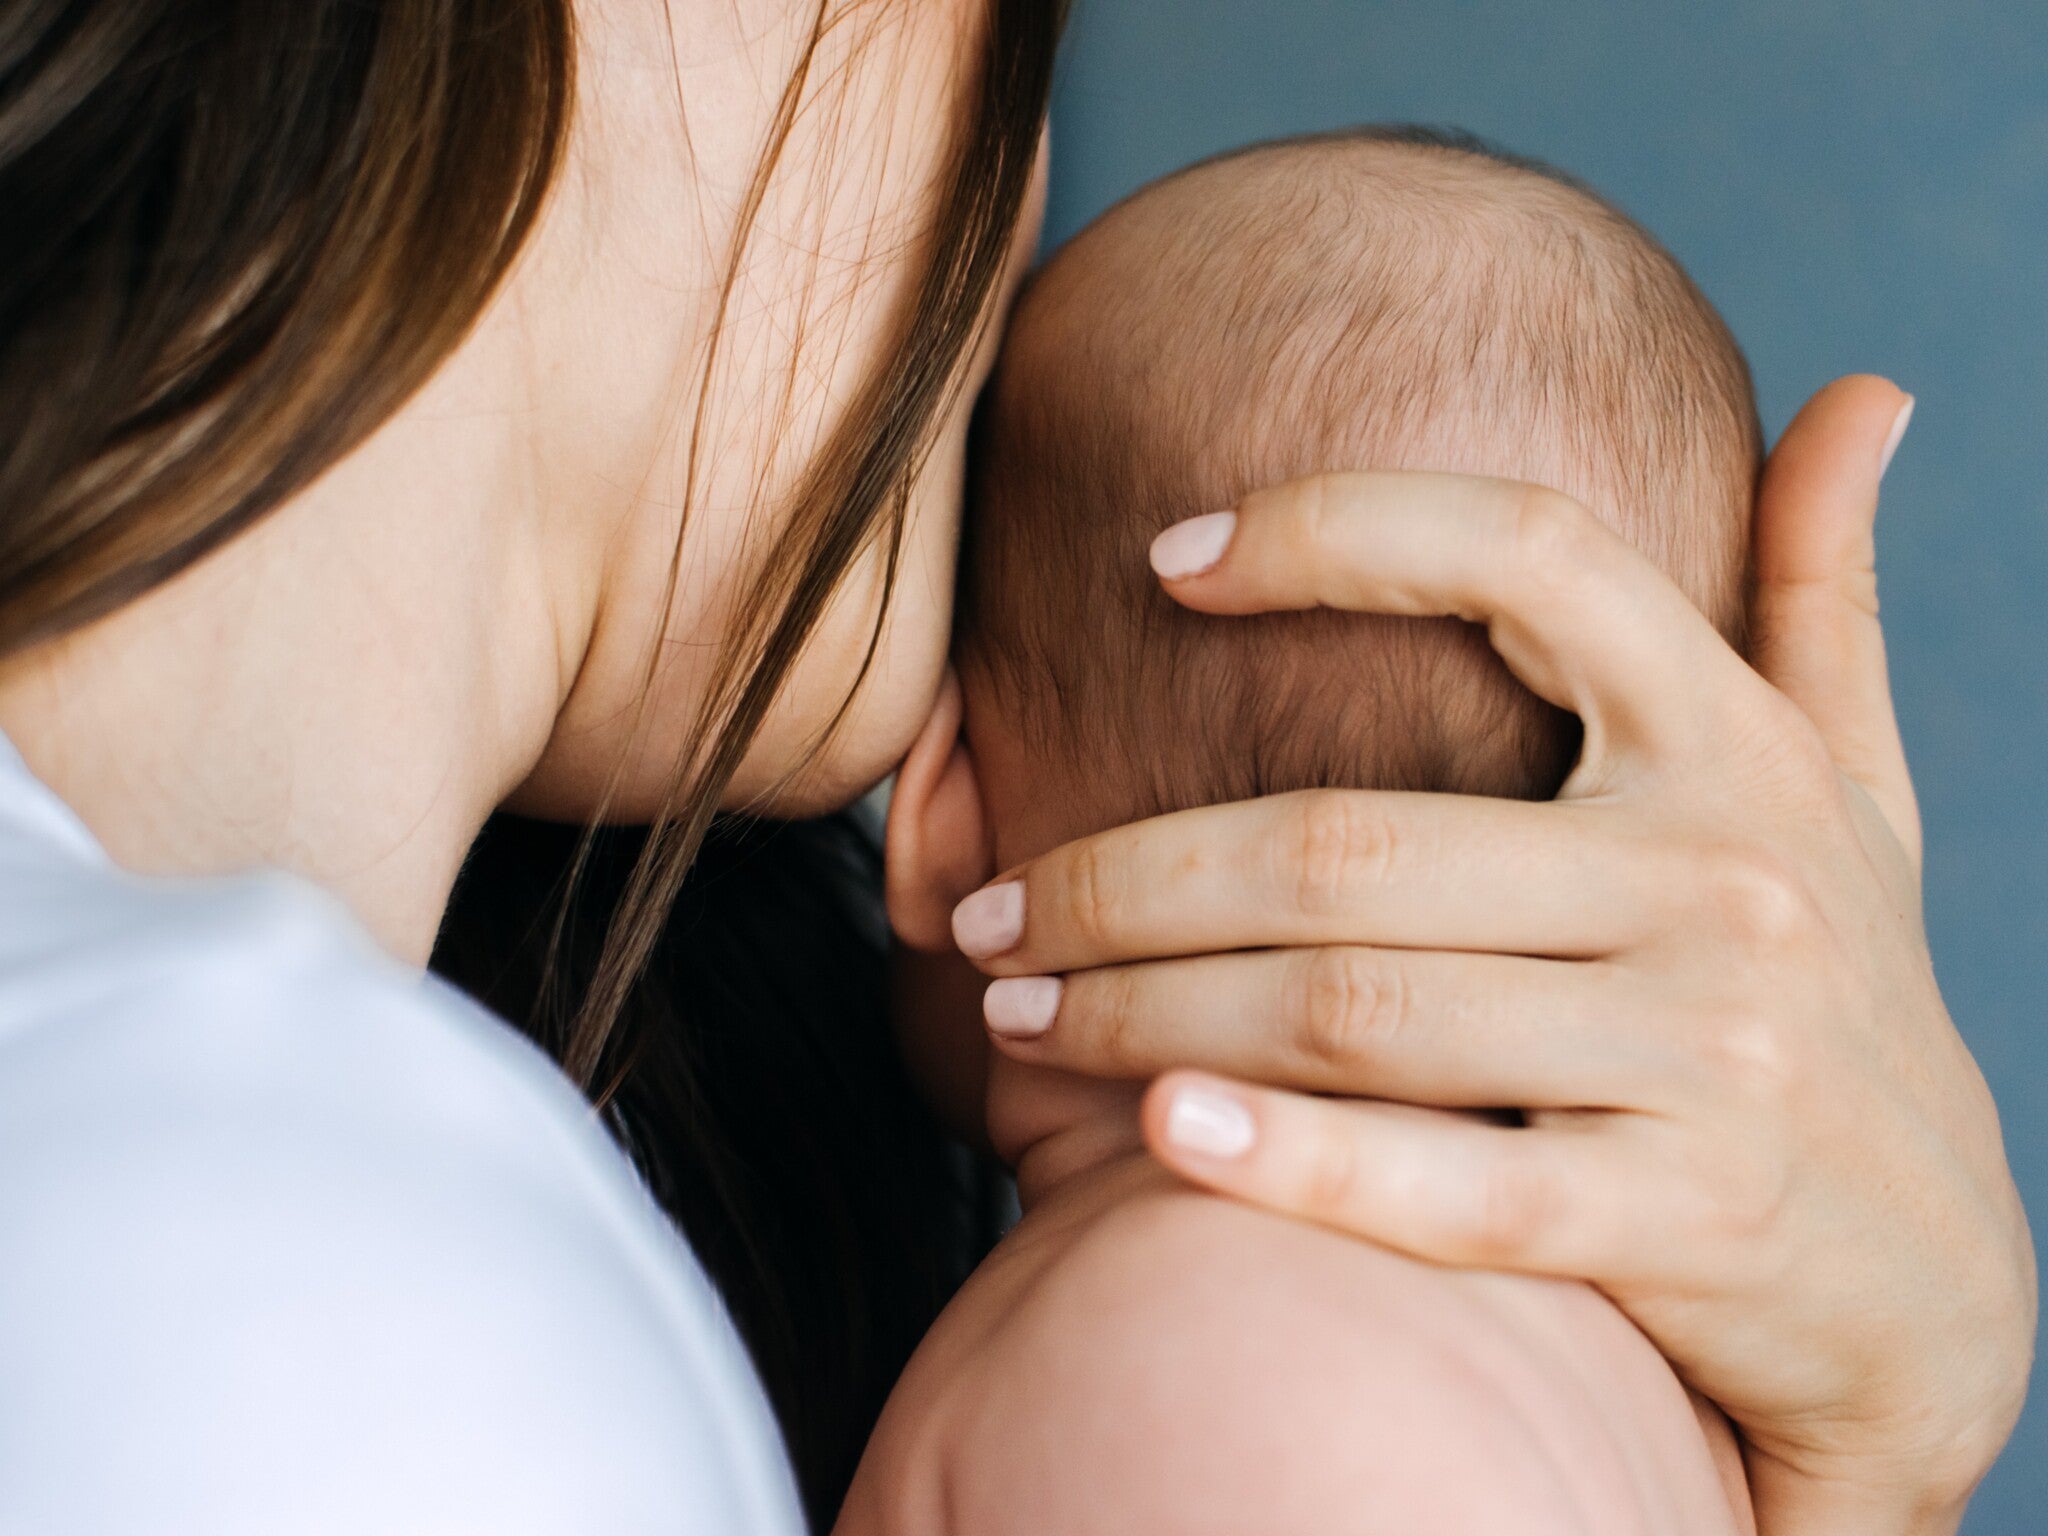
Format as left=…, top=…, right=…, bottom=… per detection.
left=950, top=789, right=1665, bottom=974
left=983, top=947, right=1670, bottom=1110
left=1139, top=1074, right=1651, bottom=1279
left=1149, top=470, right=1765, bottom=772
left=1750, top=375, right=1922, bottom=866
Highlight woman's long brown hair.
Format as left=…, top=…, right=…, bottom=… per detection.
left=3, top=0, right=1063, bottom=1522
left=0, top=0, right=571, bottom=649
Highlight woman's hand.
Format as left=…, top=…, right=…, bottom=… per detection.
left=948, top=377, right=2036, bottom=1536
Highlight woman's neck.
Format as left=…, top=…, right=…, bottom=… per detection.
left=0, top=1, right=842, bottom=966
left=0, top=344, right=585, bottom=967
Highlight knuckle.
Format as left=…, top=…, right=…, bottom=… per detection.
left=1508, top=484, right=1600, bottom=597
left=1293, top=474, right=1334, bottom=555
left=1693, top=1006, right=1808, bottom=1110
left=1093, top=966, right=1149, bottom=1067
left=1467, top=1159, right=1555, bottom=1263
left=1297, top=947, right=1402, bottom=1075
left=1702, top=1143, right=1794, bottom=1247
left=1289, top=793, right=1396, bottom=918
left=1298, top=1132, right=1365, bottom=1220
left=1068, top=965, right=1130, bottom=1066
left=1061, top=838, right=1125, bottom=951
left=1696, top=842, right=1824, bottom=955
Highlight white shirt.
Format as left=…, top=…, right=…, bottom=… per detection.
left=0, top=732, right=806, bottom=1536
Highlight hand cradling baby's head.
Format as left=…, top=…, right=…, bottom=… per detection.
left=953, top=127, right=1761, bottom=860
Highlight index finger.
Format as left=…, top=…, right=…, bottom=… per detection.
left=948, top=787, right=1667, bottom=974
left=1148, top=471, right=1773, bottom=771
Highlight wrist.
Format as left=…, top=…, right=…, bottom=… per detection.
left=1752, top=1458, right=1975, bottom=1536
left=1763, top=1494, right=1964, bottom=1536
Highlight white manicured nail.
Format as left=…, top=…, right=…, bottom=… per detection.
left=985, top=976, right=1062, bottom=1039
left=1879, top=396, right=1915, bottom=478
left=952, top=882, right=1025, bottom=959
left=1164, top=1084, right=1256, bottom=1160
left=1150, top=511, right=1237, bottom=580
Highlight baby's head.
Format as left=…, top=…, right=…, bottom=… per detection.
left=941, top=127, right=1762, bottom=878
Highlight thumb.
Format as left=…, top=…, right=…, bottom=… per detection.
left=1750, top=374, right=1921, bottom=868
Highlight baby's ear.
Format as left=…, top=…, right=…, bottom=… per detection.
left=885, top=668, right=993, bottom=952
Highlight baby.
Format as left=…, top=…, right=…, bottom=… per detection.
left=846, top=127, right=1762, bottom=1535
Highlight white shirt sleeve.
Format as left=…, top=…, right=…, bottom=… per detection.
left=0, top=859, right=806, bottom=1536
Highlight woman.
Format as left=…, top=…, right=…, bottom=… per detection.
left=0, top=4, right=2028, bottom=1535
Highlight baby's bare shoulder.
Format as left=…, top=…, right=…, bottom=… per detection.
left=843, top=1159, right=1747, bottom=1536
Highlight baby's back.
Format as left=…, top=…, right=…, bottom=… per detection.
left=844, top=1137, right=1753, bottom=1535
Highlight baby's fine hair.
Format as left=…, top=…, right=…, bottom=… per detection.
left=957, top=126, right=1762, bottom=820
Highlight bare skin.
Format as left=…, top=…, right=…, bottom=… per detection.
left=947, top=414, right=2035, bottom=1535
left=849, top=676, right=1757, bottom=1536
left=0, top=0, right=1019, bottom=963
left=842, top=1142, right=1755, bottom=1536
left=0, top=0, right=2024, bottom=1526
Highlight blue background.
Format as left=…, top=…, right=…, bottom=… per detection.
left=1045, top=2, right=2047, bottom=1526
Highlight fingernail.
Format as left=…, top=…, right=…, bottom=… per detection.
left=984, top=976, right=1062, bottom=1039
left=1879, top=395, right=1915, bottom=479
left=1164, top=1084, right=1256, bottom=1160
left=1150, top=511, right=1237, bottom=580
left=952, top=881, right=1025, bottom=959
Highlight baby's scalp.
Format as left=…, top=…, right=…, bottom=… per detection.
left=956, top=126, right=1761, bottom=839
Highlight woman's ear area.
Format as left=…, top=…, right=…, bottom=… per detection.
left=884, top=667, right=994, bottom=952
